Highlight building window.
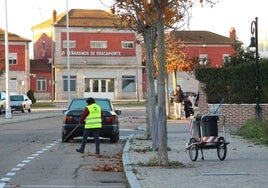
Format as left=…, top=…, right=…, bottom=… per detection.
left=223, top=54, right=231, bottom=65
left=63, top=40, right=76, bottom=48
left=92, top=79, right=99, bottom=92
left=108, top=79, right=114, bottom=92
left=199, top=54, right=208, bottom=65
left=63, top=76, right=76, bottom=91
left=122, top=41, right=134, bottom=49
left=101, top=80, right=106, bottom=92
left=37, top=78, right=47, bottom=91
left=84, top=78, right=114, bottom=93
left=90, top=41, right=107, bottom=48
left=84, top=78, right=90, bottom=92
left=42, top=41, right=46, bottom=50
left=9, top=53, right=17, bottom=65
left=9, top=78, right=17, bottom=93
left=122, top=75, right=136, bottom=92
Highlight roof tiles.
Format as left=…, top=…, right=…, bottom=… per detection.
left=0, top=28, right=31, bottom=42
left=170, top=30, right=242, bottom=45
left=32, top=9, right=121, bottom=29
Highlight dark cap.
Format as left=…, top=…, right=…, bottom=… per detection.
left=87, top=97, right=95, bottom=104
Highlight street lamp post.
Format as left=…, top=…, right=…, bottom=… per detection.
left=249, top=17, right=261, bottom=120
left=66, top=0, right=71, bottom=106
left=4, top=0, right=11, bottom=119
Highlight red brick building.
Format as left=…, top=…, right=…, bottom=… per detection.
left=0, top=28, right=31, bottom=94
left=167, top=28, right=242, bottom=92
left=29, top=59, right=53, bottom=100
left=30, top=9, right=242, bottom=100
left=170, top=28, right=242, bottom=67
left=31, top=9, right=143, bottom=101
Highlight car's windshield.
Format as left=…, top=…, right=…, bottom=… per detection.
left=68, top=98, right=112, bottom=111
left=10, top=95, right=24, bottom=101
left=95, top=99, right=112, bottom=111
left=68, top=99, right=87, bottom=110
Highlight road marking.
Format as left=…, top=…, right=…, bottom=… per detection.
left=16, top=163, right=26, bottom=167
left=0, top=140, right=60, bottom=187
left=22, top=160, right=31, bottom=163
left=202, top=171, right=249, bottom=176
left=5, top=173, right=15, bottom=177
left=0, top=177, right=10, bottom=182
left=10, top=168, right=20, bottom=172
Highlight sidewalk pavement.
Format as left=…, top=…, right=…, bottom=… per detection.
left=123, top=118, right=268, bottom=188
left=0, top=108, right=63, bottom=125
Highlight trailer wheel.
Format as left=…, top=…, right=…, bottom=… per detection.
left=189, top=138, right=198, bottom=161
left=217, top=137, right=227, bottom=160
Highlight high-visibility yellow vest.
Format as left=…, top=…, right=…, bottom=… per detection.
left=85, top=103, right=102, bottom=129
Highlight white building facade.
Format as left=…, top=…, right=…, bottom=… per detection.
left=32, top=9, right=143, bottom=101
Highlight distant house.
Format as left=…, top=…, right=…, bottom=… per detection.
left=166, top=28, right=242, bottom=93
left=31, top=9, right=143, bottom=101
left=29, top=59, right=53, bottom=100
left=170, top=28, right=242, bottom=67
left=0, top=28, right=31, bottom=94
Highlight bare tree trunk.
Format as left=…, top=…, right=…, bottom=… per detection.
left=172, top=70, right=177, bottom=90
left=143, top=26, right=157, bottom=140
left=155, top=0, right=168, bottom=165
left=165, top=74, right=170, bottom=117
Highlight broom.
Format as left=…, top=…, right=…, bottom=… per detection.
left=58, top=123, right=81, bottom=150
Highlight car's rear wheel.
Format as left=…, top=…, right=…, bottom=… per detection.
left=110, top=131, right=119, bottom=143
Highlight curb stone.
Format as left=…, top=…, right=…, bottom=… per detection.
left=123, top=134, right=142, bottom=188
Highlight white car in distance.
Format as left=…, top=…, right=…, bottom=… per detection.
left=10, top=94, right=32, bottom=113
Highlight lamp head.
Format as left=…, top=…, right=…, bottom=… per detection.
left=249, top=36, right=256, bottom=52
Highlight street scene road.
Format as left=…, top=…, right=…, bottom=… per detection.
left=4, top=106, right=268, bottom=188
left=0, top=106, right=146, bottom=188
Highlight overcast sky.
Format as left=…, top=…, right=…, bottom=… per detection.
left=0, top=0, right=267, bottom=47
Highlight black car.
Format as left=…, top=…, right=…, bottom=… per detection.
left=62, top=98, right=121, bottom=143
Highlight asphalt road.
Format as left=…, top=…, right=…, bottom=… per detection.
left=0, top=106, right=146, bottom=188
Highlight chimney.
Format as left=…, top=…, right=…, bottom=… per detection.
left=229, top=27, right=236, bottom=41
left=52, top=10, right=57, bottom=23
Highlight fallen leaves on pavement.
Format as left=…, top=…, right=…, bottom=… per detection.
left=91, top=152, right=124, bottom=172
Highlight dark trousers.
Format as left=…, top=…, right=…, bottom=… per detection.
left=185, top=109, right=194, bottom=118
left=79, top=128, right=100, bottom=154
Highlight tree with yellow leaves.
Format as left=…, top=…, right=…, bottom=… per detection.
left=165, top=32, right=198, bottom=89
left=113, top=0, right=217, bottom=165
left=112, top=0, right=159, bottom=144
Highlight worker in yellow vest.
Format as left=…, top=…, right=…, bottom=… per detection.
left=76, top=97, right=102, bottom=154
